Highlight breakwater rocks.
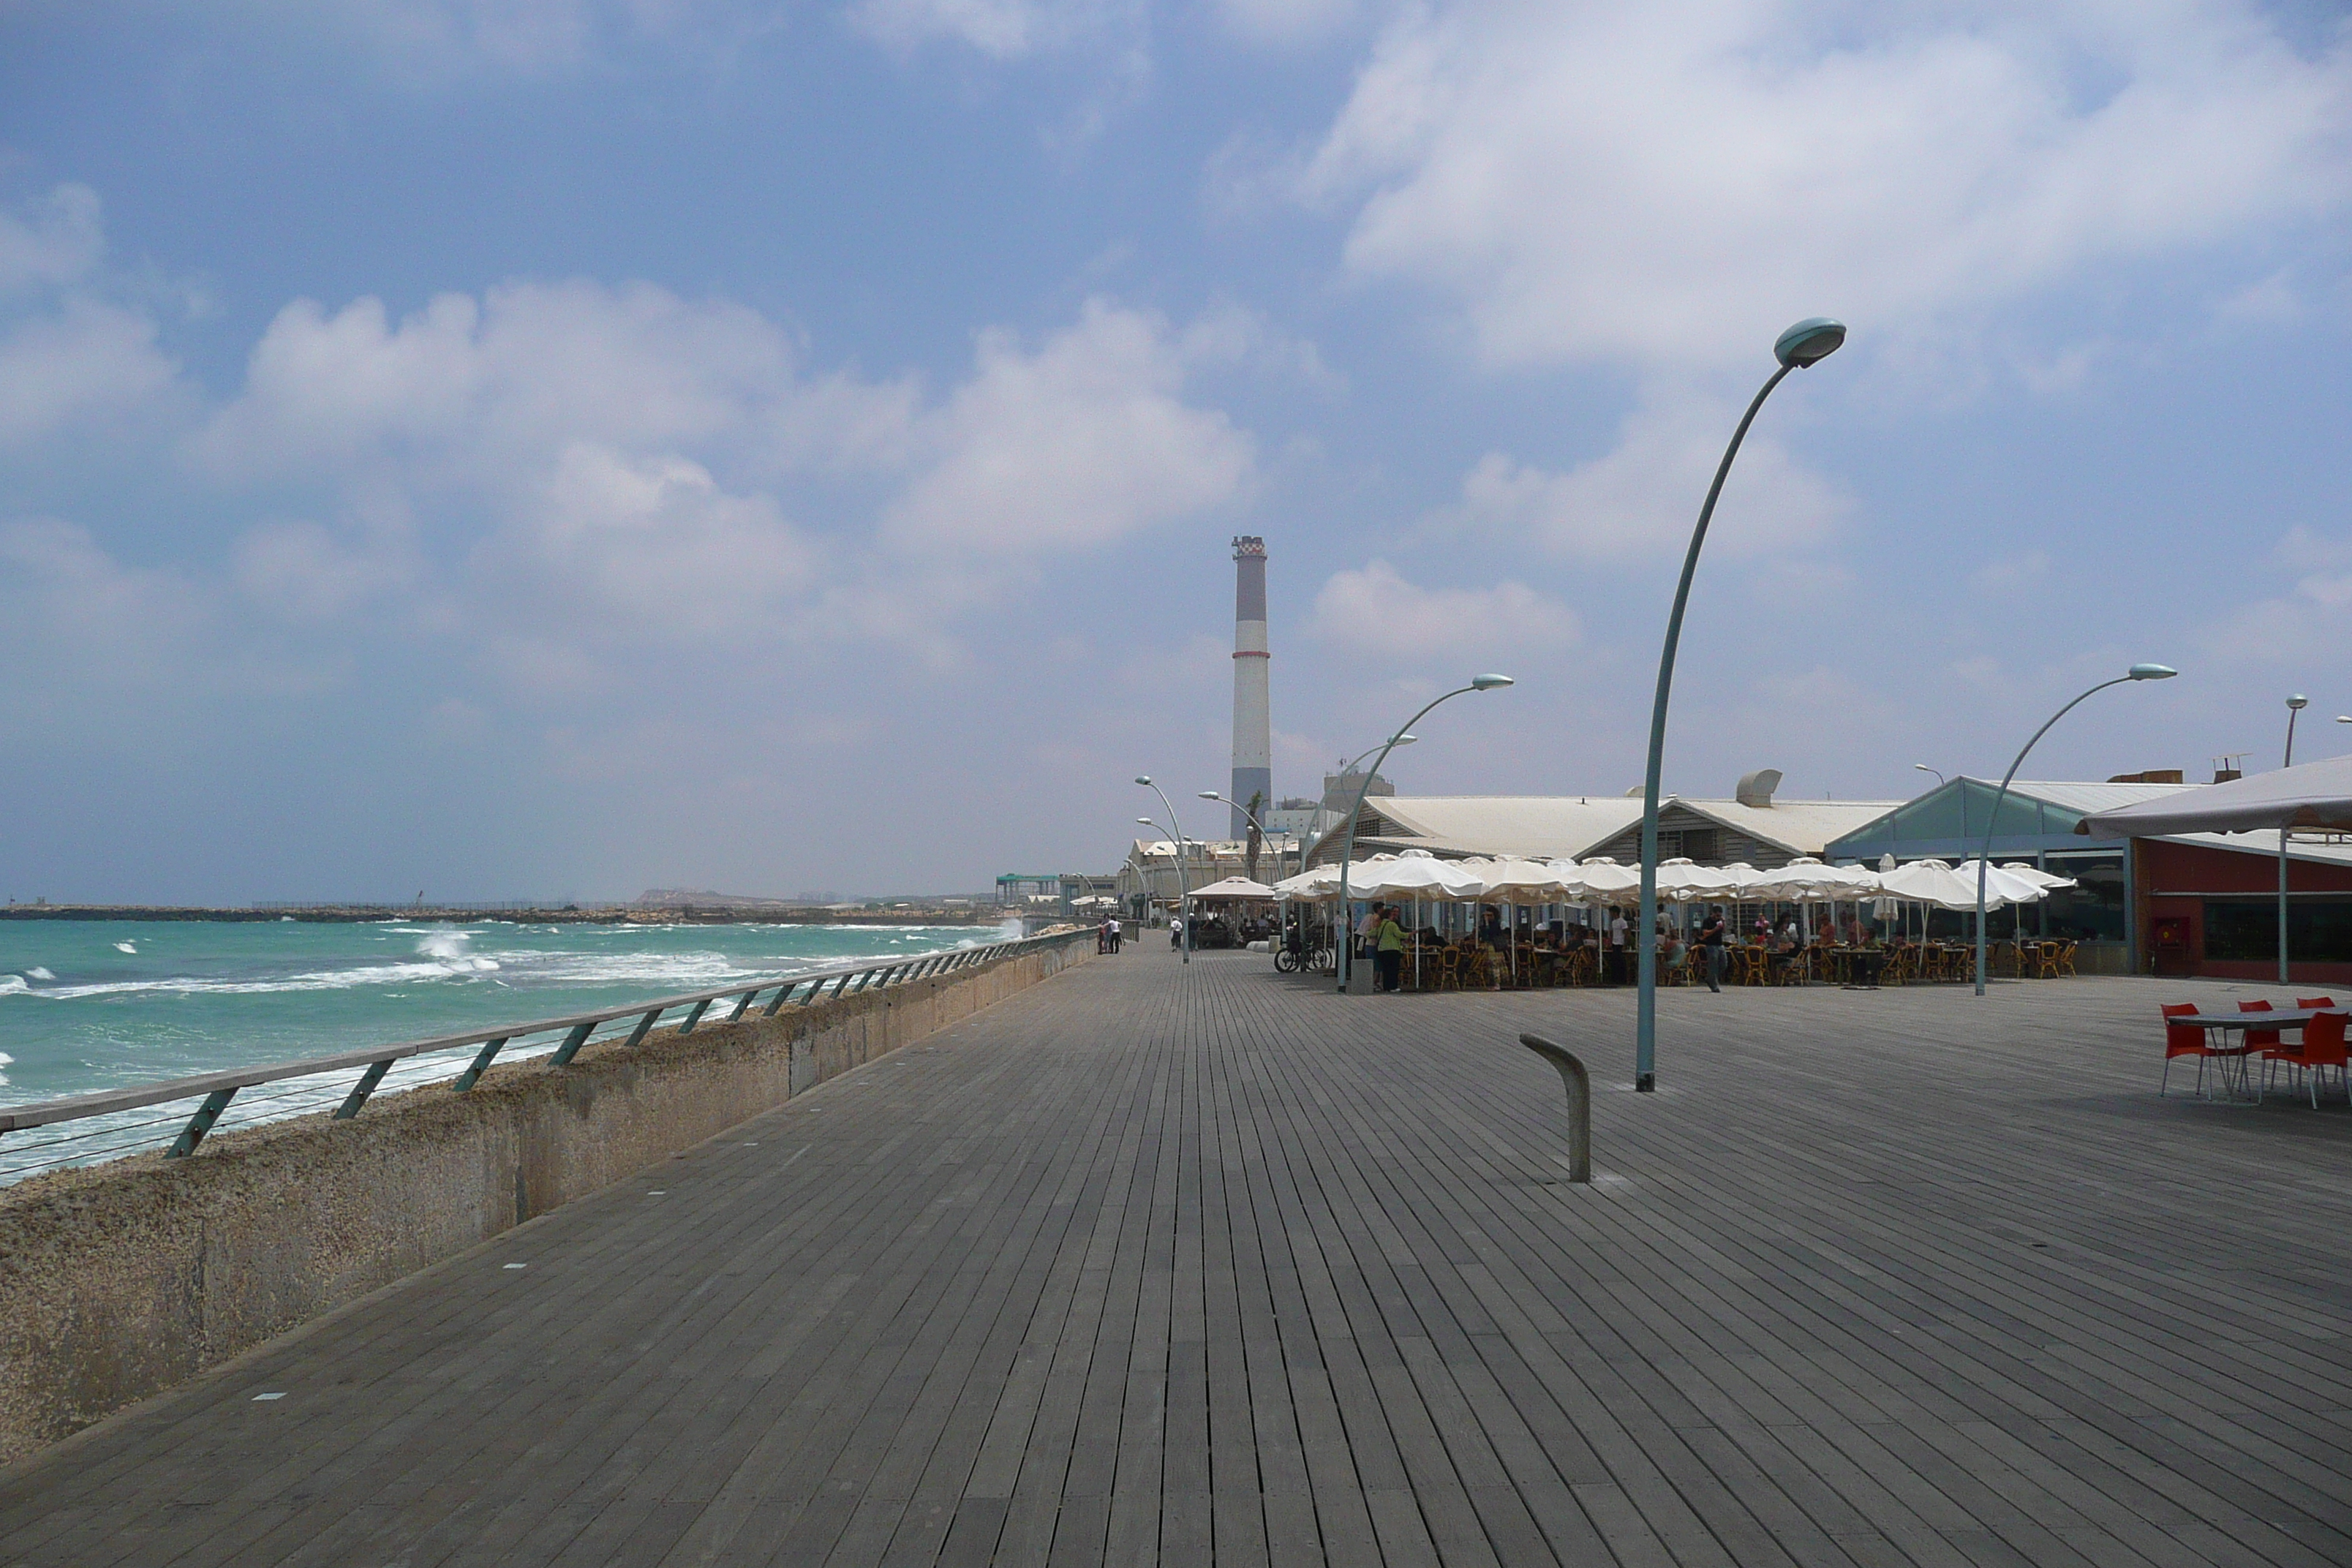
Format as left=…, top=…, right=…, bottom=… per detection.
left=0, top=930, right=1093, bottom=1464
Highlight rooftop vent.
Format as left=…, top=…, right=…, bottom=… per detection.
left=1735, top=769, right=1783, bottom=808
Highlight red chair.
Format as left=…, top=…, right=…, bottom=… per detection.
left=2161, top=1003, right=2229, bottom=1096
left=2238, top=999, right=2281, bottom=1051
left=2266, top=1009, right=2350, bottom=1107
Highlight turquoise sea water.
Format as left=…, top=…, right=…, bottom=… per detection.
left=0, top=919, right=1006, bottom=1179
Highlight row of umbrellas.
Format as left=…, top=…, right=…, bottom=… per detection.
left=1189, top=850, right=2074, bottom=913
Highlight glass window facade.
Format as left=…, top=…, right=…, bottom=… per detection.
left=2039, top=853, right=2124, bottom=941
left=2204, top=900, right=2352, bottom=963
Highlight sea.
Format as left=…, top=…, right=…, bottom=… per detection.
left=0, top=918, right=1011, bottom=1183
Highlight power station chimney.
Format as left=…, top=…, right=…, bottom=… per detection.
left=1229, top=536, right=1273, bottom=841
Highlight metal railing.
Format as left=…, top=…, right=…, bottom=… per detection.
left=0, top=930, right=1079, bottom=1182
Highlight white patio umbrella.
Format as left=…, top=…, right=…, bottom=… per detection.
left=1463, top=856, right=1573, bottom=902
left=1994, top=862, right=2077, bottom=891
left=1948, top=862, right=2058, bottom=903
left=1273, top=865, right=1343, bottom=900
left=1347, top=850, right=1482, bottom=901
left=1562, top=856, right=1641, bottom=899
left=1190, top=876, right=1277, bottom=900
left=1878, top=858, right=2021, bottom=911
left=1653, top=857, right=1738, bottom=902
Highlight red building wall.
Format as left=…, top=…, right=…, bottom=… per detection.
left=2136, top=837, right=2352, bottom=983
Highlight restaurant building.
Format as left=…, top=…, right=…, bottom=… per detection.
left=1822, top=773, right=2352, bottom=979
left=1301, top=769, right=1899, bottom=871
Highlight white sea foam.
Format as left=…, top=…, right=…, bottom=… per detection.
left=113, top=941, right=137, bottom=954
left=26, top=968, right=53, bottom=981
left=0, top=1052, right=12, bottom=1066
left=0, top=977, right=23, bottom=997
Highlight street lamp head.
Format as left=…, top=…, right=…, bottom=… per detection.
left=1136, top=818, right=1155, bottom=826
left=1913, top=763, right=1935, bottom=773
left=2337, top=715, right=2352, bottom=725
left=2126, top=663, right=2177, bottom=682
left=1392, top=733, right=1418, bottom=747
left=2288, top=693, right=2310, bottom=710
left=1133, top=775, right=1152, bottom=786
left=1774, top=317, right=1847, bottom=369
left=1470, top=673, right=1515, bottom=690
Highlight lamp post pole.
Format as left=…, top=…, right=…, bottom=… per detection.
left=1200, top=791, right=1286, bottom=880
left=1972, top=664, right=2177, bottom=995
left=1335, top=678, right=1514, bottom=993
left=1635, top=317, right=1847, bottom=1092
left=1135, top=777, right=1193, bottom=963
left=2285, top=693, right=2309, bottom=767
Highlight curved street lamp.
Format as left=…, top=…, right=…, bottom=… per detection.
left=1914, top=764, right=1947, bottom=788
left=1136, top=777, right=1194, bottom=963
left=1200, top=791, right=1289, bottom=881
left=1635, top=317, right=1847, bottom=1091
left=1972, top=663, right=2177, bottom=995
left=2285, top=693, right=2309, bottom=767
left=1335, top=676, right=1513, bottom=993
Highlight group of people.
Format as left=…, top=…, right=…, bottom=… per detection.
left=1094, top=916, right=1123, bottom=954
left=1354, top=902, right=1411, bottom=992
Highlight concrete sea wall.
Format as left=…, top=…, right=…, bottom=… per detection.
left=0, top=932, right=1093, bottom=1464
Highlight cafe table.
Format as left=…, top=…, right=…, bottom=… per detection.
left=2165, top=1007, right=2346, bottom=1101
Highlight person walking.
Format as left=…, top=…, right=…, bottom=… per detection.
left=1355, top=900, right=1384, bottom=970
left=1375, top=906, right=1407, bottom=993
left=1607, top=907, right=1629, bottom=984
left=1108, top=916, right=1122, bottom=953
left=1169, top=913, right=1183, bottom=950
left=1699, top=906, right=1727, bottom=991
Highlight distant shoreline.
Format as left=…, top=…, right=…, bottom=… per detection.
left=0, top=905, right=999, bottom=927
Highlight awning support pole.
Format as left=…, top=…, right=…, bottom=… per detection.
left=2280, top=828, right=2291, bottom=986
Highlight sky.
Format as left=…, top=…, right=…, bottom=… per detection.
left=2, top=0, right=2350, bottom=902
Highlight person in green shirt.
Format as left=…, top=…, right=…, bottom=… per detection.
left=1375, top=908, right=1407, bottom=993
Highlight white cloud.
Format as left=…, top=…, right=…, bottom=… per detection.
left=508, top=443, right=818, bottom=630
left=885, top=298, right=1256, bottom=554
left=0, top=298, right=179, bottom=445
left=232, top=520, right=415, bottom=621
left=1453, top=396, right=1849, bottom=559
left=1309, top=558, right=1576, bottom=654
left=847, top=0, right=1131, bottom=57
left=1215, top=0, right=1364, bottom=48
left=0, top=185, right=105, bottom=295
left=192, top=280, right=1254, bottom=671
left=195, top=282, right=796, bottom=483
left=1300, top=1, right=2352, bottom=370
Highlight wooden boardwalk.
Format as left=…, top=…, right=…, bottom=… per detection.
left=4, top=949, right=2351, bottom=1567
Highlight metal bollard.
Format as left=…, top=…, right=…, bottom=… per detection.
left=1515, top=1033, right=1591, bottom=1183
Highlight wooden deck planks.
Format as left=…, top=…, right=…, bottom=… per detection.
left=2, top=951, right=2350, bottom=1567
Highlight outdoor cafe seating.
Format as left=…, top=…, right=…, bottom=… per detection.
left=2159, top=996, right=2351, bottom=1107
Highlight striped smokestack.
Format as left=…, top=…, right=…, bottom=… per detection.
left=1229, top=536, right=1272, bottom=840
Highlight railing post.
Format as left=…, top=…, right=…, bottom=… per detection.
left=764, top=984, right=798, bottom=1016
left=676, top=1000, right=712, bottom=1036
left=452, top=1036, right=510, bottom=1092
left=727, top=989, right=758, bottom=1022
left=619, top=1009, right=664, bottom=1049
left=167, top=1089, right=238, bottom=1159
left=336, top=1060, right=396, bottom=1119
left=549, top=1021, right=597, bottom=1066
left=1515, top=1033, right=1591, bottom=1183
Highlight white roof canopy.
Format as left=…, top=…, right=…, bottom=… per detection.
left=2078, top=755, right=2352, bottom=837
